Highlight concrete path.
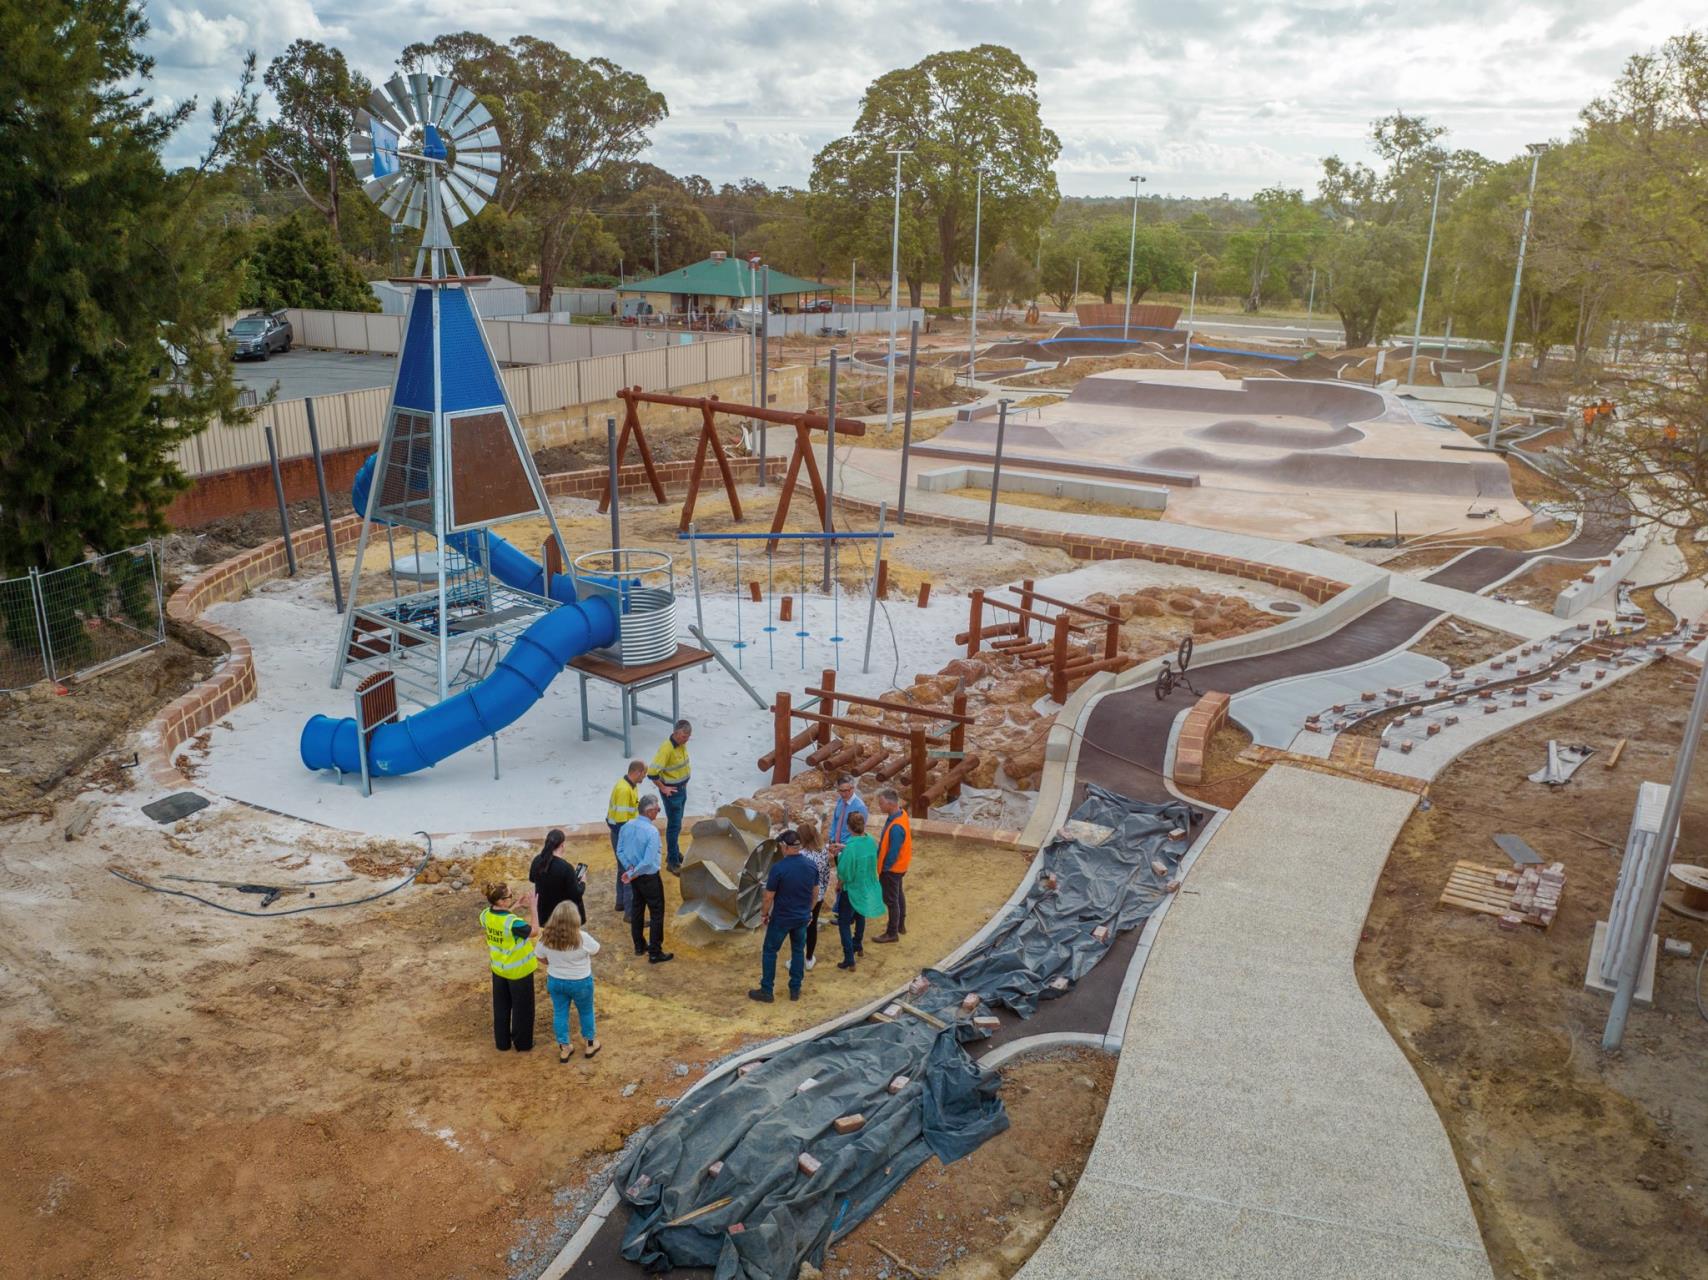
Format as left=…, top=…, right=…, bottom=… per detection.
left=1016, top=765, right=1493, bottom=1280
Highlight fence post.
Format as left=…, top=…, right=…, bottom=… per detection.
left=264, top=425, right=298, bottom=576
left=28, top=567, right=56, bottom=683
left=773, top=692, right=793, bottom=785
left=305, top=398, right=345, bottom=613
left=949, top=692, right=968, bottom=802
left=1051, top=613, right=1071, bottom=704
left=909, top=726, right=928, bottom=815
left=148, top=541, right=167, bottom=644
left=817, top=668, right=836, bottom=750
left=967, top=589, right=984, bottom=657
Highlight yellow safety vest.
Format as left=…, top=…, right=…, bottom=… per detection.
left=649, top=738, right=691, bottom=785
left=607, top=777, right=641, bottom=825
left=480, top=907, right=537, bottom=979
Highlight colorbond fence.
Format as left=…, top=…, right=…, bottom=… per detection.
left=175, top=328, right=751, bottom=477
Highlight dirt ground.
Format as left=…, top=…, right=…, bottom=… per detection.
left=943, top=487, right=1162, bottom=521
left=0, top=799, right=1029, bottom=1280
left=1491, top=558, right=1592, bottom=612
left=1355, top=661, right=1708, bottom=1279
left=823, top=1048, right=1115, bottom=1279
left=1409, top=617, right=1522, bottom=667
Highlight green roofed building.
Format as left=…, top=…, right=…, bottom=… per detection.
left=615, top=252, right=827, bottom=321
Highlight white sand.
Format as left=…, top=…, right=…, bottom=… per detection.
left=186, top=559, right=1313, bottom=837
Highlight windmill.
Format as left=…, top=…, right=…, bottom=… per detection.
left=320, top=67, right=575, bottom=727
left=349, top=73, right=502, bottom=279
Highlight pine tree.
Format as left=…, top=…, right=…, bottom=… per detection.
left=241, top=215, right=380, bottom=313
left=0, top=0, right=252, bottom=573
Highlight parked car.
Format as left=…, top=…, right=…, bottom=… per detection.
left=228, top=311, right=293, bottom=360
left=804, top=298, right=835, bottom=314
left=617, top=299, right=656, bottom=326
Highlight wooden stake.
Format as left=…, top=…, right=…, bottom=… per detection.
left=1605, top=738, right=1627, bottom=769
left=917, top=581, right=931, bottom=608
left=662, top=1196, right=734, bottom=1228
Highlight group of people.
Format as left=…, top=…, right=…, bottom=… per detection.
left=476, top=716, right=917, bottom=1059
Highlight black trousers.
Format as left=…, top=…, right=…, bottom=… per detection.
left=492, top=971, right=535, bottom=1051
left=629, top=872, right=667, bottom=957
left=880, top=871, right=907, bottom=935
left=804, top=899, right=823, bottom=960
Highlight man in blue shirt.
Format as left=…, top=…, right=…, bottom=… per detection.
left=618, top=795, right=673, bottom=964
left=749, top=830, right=820, bottom=1002
left=826, top=774, right=868, bottom=855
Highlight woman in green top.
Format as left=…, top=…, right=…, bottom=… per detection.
left=831, top=810, right=884, bottom=970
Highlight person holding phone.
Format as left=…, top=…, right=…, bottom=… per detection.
left=479, top=882, right=539, bottom=1052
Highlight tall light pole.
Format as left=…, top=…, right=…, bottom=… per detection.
left=967, top=165, right=986, bottom=387
left=1304, top=265, right=1317, bottom=341
left=1487, top=143, right=1548, bottom=449
left=1407, top=165, right=1445, bottom=384
left=884, top=147, right=911, bottom=436
left=1183, top=268, right=1199, bottom=370
left=1122, top=175, right=1146, bottom=341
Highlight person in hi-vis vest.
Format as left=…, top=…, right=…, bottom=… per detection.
left=648, top=720, right=693, bottom=873
left=479, top=882, right=539, bottom=1052
left=607, top=759, right=646, bottom=916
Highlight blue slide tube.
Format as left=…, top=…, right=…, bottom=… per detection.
left=297, top=454, right=618, bottom=777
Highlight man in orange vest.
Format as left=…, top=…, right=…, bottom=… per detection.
left=870, top=787, right=912, bottom=943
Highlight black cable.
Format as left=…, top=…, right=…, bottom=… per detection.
left=110, top=833, right=433, bottom=917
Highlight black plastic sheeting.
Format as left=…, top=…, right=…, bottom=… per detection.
left=614, top=785, right=1200, bottom=1278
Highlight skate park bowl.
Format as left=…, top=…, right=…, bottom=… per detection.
left=910, top=370, right=1526, bottom=540
left=675, top=805, right=780, bottom=934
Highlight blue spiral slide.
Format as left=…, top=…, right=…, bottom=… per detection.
left=298, top=454, right=617, bottom=777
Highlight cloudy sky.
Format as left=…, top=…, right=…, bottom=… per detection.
left=147, top=0, right=1689, bottom=197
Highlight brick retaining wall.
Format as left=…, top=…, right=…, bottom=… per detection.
left=834, top=497, right=1348, bottom=604
left=1172, top=690, right=1230, bottom=785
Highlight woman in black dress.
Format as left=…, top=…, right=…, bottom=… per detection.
left=529, top=829, right=586, bottom=927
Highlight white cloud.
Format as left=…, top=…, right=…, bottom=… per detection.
left=145, top=0, right=1691, bottom=195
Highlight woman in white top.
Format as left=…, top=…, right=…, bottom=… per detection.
left=537, top=903, right=602, bottom=1062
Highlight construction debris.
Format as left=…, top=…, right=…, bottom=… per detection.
left=1440, top=859, right=1566, bottom=929
left=1529, top=741, right=1595, bottom=786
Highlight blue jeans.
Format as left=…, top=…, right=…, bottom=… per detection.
left=760, top=919, right=808, bottom=995
left=661, top=785, right=687, bottom=870
left=835, top=891, right=866, bottom=963
left=547, top=974, right=596, bottom=1044
left=609, top=823, right=631, bottom=915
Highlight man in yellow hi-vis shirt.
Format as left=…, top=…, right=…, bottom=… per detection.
left=607, top=759, right=646, bottom=915
left=649, top=719, right=693, bottom=873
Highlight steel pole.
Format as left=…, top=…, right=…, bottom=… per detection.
left=1072, top=259, right=1080, bottom=314
left=884, top=149, right=908, bottom=437
left=1304, top=266, right=1317, bottom=342
left=985, top=399, right=1012, bottom=545
left=861, top=501, right=888, bottom=674
left=264, top=425, right=297, bottom=576
left=898, top=320, right=920, bottom=523
left=759, top=264, right=770, bottom=485
left=1488, top=148, right=1544, bottom=449
left=823, top=352, right=838, bottom=591
left=1184, top=269, right=1198, bottom=371
left=1604, top=648, right=1708, bottom=1049
left=606, top=415, right=621, bottom=553
left=1407, top=166, right=1444, bottom=384
left=1122, top=176, right=1142, bottom=341
left=304, top=398, right=344, bottom=613
left=967, top=167, right=984, bottom=387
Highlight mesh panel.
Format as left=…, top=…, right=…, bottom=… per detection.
left=447, top=410, right=538, bottom=528
left=374, top=410, right=435, bottom=529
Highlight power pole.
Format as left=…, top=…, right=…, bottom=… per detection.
left=648, top=203, right=662, bottom=278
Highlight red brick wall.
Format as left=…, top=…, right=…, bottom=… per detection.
left=835, top=497, right=1348, bottom=604
left=165, top=446, right=373, bottom=528
left=1173, top=690, right=1230, bottom=785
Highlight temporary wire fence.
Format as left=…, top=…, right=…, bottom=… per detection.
left=0, top=542, right=167, bottom=691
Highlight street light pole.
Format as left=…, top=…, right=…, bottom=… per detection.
left=967, top=165, right=985, bottom=388
left=1122, top=175, right=1145, bottom=341
left=1183, top=268, right=1198, bottom=371
left=884, top=147, right=911, bottom=437
left=1407, top=165, right=1444, bottom=384
left=1304, top=265, right=1317, bottom=343
left=1488, top=144, right=1548, bottom=449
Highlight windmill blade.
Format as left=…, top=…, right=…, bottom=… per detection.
left=454, top=125, right=501, bottom=155
left=352, top=155, right=377, bottom=181
left=442, top=85, right=480, bottom=134
left=363, top=170, right=405, bottom=202
left=349, top=111, right=375, bottom=155
left=439, top=177, right=476, bottom=228
left=449, top=160, right=498, bottom=199
left=401, top=179, right=428, bottom=227
left=448, top=103, right=493, bottom=143
left=443, top=169, right=488, bottom=221
left=407, top=73, right=434, bottom=126
left=427, top=76, right=454, bottom=126
left=383, top=76, right=417, bottom=127
left=366, top=87, right=408, bottom=133
left=379, top=173, right=418, bottom=222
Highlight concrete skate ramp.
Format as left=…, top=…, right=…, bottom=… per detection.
left=936, top=419, right=1063, bottom=452
left=1136, top=447, right=1515, bottom=497
left=1188, top=418, right=1366, bottom=450
left=1069, top=375, right=1386, bottom=427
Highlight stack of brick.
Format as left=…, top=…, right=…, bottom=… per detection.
left=1173, top=690, right=1230, bottom=785
left=1494, top=860, right=1566, bottom=928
